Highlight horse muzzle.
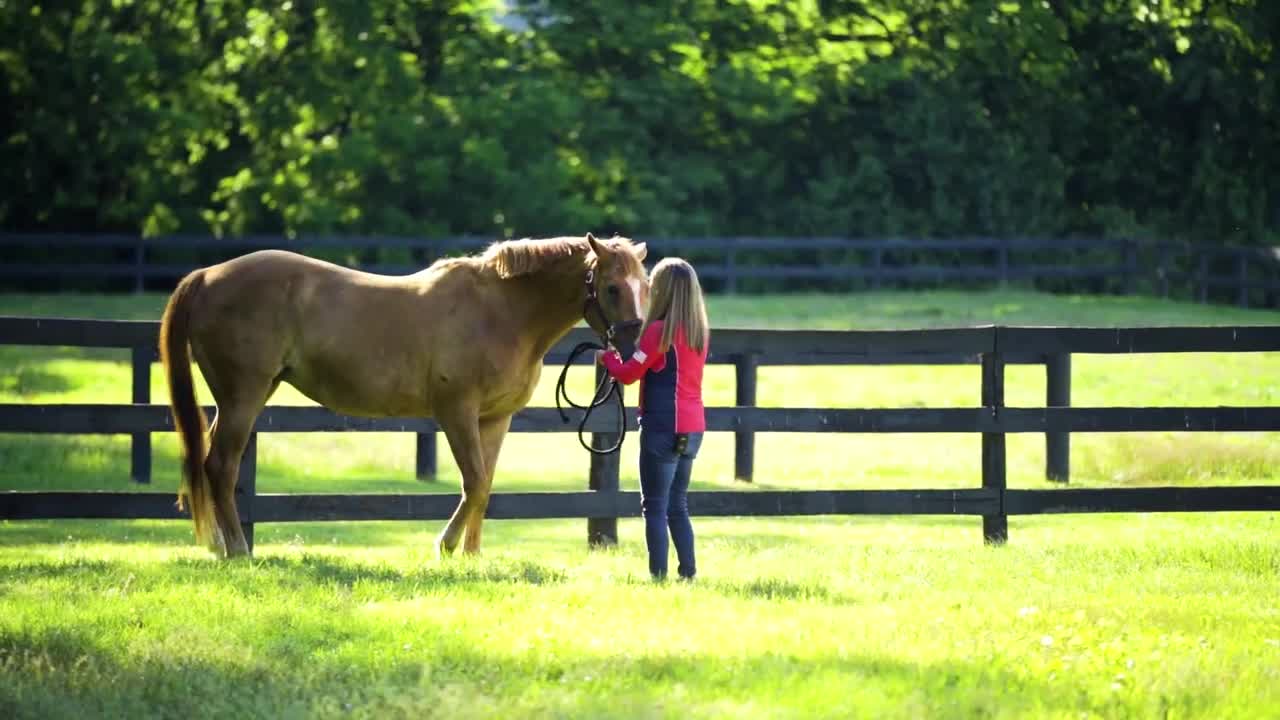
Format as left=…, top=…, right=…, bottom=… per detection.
left=608, top=319, right=643, bottom=360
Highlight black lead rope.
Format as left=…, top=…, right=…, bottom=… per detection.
left=555, top=341, right=628, bottom=455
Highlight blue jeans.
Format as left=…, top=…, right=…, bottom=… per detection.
left=638, top=428, right=703, bottom=580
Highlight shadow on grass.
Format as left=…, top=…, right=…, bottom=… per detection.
left=0, top=547, right=891, bottom=605
left=0, top=366, right=74, bottom=396
left=0, top=519, right=193, bottom=546
left=0, top=518, right=447, bottom=550
left=168, top=553, right=569, bottom=589
left=0, top=517, right=987, bottom=561
left=708, top=576, right=844, bottom=603
left=0, top=553, right=570, bottom=610
left=0, top=434, right=436, bottom=494
left=0, top=435, right=149, bottom=491
left=0, top=345, right=124, bottom=368
left=0, top=557, right=116, bottom=582
left=0, top=618, right=1198, bottom=720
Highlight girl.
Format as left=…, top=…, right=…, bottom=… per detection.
left=600, top=258, right=710, bottom=580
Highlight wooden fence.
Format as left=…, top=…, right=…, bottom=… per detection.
left=4, top=234, right=1279, bottom=308
left=0, top=317, right=1073, bottom=486
left=2, top=317, right=1279, bottom=549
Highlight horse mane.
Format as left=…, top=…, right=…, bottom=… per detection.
left=481, top=236, right=645, bottom=279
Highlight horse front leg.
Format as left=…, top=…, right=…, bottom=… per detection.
left=462, top=414, right=512, bottom=554
left=435, top=405, right=487, bottom=557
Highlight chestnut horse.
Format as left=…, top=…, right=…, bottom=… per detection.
left=160, top=234, right=649, bottom=559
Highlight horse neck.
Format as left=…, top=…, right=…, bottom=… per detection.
left=503, top=264, right=589, bottom=356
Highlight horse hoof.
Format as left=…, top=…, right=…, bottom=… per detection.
left=225, top=546, right=252, bottom=560
left=435, top=537, right=455, bottom=559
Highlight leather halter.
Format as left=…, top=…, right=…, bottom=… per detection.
left=583, top=268, right=642, bottom=353
left=553, top=266, right=641, bottom=456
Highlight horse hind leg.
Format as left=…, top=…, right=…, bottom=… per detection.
left=205, top=377, right=278, bottom=559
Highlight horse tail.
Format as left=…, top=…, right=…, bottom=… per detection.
left=160, top=270, right=215, bottom=549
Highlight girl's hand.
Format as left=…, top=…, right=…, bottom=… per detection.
left=595, top=349, right=605, bottom=364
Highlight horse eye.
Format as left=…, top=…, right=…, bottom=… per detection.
left=607, top=285, right=620, bottom=298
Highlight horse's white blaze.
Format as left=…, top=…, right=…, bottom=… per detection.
left=628, top=277, right=645, bottom=314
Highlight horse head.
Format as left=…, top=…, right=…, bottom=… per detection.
left=584, top=232, right=648, bottom=355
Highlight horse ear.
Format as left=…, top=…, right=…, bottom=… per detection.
left=632, top=242, right=647, bottom=262
left=586, top=232, right=607, bottom=261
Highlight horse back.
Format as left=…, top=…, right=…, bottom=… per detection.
left=190, top=249, right=530, bottom=418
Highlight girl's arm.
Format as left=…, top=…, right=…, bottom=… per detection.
left=600, top=322, right=665, bottom=384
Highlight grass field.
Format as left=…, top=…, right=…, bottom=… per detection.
left=2, top=289, right=1279, bottom=719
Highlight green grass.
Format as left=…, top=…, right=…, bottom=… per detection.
left=2, top=289, right=1280, bottom=718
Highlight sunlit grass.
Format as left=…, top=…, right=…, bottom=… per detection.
left=2, top=515, right=1279, bottom=718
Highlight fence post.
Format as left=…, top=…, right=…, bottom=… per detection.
left=725, top=247, right=738, bottom=294
left=587, top=364, right=620, bottom=547
left=133, top=238, right=145, bottom=293
left=415, top=431, right=437, bottom=481
left=1198, top=252, right=1210, bottom=303
left=998, top=237, right=1010, bottom=287
left=1045, top=354, right=1071, bottom=483
left=734, top=352, right=759, bottom=482
left=1157, top=244, right=1170, bottom=298
left=130, top=346, right=151, bottom=484
left=1122, top=238, right=1137, bottom=295
left=238, top=432, right=257, bottom=554
left=981, top=350, right=1007, bottom=544
left=1236, top=251, right=1249, bottom=308
left=415, top=232, right=440, bottom=480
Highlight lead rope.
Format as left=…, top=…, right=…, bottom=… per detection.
left=555, top=341, right=628, bottom=455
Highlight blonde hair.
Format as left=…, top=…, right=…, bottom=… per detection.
left=644, top=258, right=709, bottom=353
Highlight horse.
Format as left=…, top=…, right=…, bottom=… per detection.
left=159, top=233, right=649, bottom=559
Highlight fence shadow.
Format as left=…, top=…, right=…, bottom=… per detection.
left=164, top=553, right=570, bottom=590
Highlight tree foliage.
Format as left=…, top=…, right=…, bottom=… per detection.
left=3, top=0, right=1276, bottom=244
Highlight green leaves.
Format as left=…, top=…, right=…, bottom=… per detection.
left=1, top=1, right=1276, bottom=245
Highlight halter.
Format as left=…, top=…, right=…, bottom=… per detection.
left=554, top=266, right=642, bottom=455
left=582, top=268, right=642, bottom=351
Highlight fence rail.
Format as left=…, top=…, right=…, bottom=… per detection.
left=0, top=317, right=1074, bottom=484
left=4, top=403, right=1280, bottom=435
left=2, top=317, right=1279, bottom=548
left=4, top=234, right=1279, bottom=308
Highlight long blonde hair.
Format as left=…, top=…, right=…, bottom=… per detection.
left=644, top=258, right=709, bottom=353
